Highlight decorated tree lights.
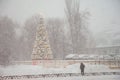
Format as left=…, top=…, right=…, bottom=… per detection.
left=31, top=15, right=53, bottom=63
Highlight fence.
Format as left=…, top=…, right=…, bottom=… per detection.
left=1, top=72, right=120, bottom=80
left=12, top=60, right=120, bottom=68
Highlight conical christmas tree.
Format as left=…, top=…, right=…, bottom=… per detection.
left=32, top=15, right=53, bottom=60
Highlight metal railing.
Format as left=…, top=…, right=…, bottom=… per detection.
left=1, top=72, right=120, bottom=80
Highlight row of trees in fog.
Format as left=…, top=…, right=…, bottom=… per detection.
left=0, top=16, right=38, bottom=66
left=47, top=0, right=95, bottom=59
left=0, top=0, right=95, bottom=66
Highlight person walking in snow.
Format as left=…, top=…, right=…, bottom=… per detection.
left=80, top=62, right=85, bottom=75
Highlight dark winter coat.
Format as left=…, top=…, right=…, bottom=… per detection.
left=80, top=63, right=85, bottom=71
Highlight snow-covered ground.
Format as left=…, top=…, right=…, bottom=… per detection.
left=29, top=75, right=120, bottom=80
left=0, top=63, right=120, bottom=76
left=1, top=75, right=120, bottom=80
left=11, top=75, right=119, bottom=80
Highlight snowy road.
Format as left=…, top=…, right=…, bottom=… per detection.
left=4, top=75, right=120, bottom=80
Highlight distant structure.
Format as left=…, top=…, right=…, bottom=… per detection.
left=31, top=15, right=53, bottom=60
left=79, top=46, right=120, bottom=55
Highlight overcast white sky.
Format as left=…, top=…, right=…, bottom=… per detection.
left=0, top=0, right=120, bottom=41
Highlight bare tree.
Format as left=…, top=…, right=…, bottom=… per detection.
left=46, top=18, right=65, bottom=59
left=0, top=16, right=15, bottom=66
left=23, top=14, right=42, bottom=60
left=65, top=0, right=95, bottom=54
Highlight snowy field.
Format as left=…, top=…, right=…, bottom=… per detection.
left=1, top=75, right=120, bottom=80
left=5, top=75, right=119, bottom=80
left=51, top=75, right=120, bottom=80
left=0, top=63, right=120, bottom=76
